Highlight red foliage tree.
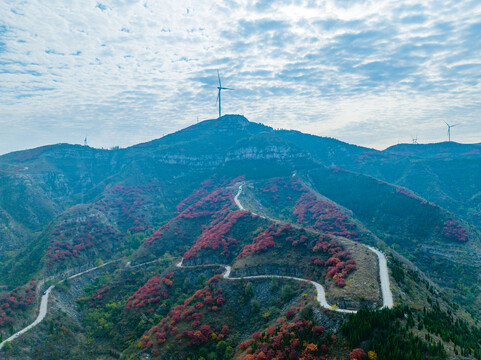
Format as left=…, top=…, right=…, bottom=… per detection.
left=349, top=348, right=367, bottom=359
left=238, top=224, right=286, bottom=258
left=0, top=283, right=36, bottom=328
left=442, top=220, right=468, bottom=242
left=293, top=193, right=358, bottom=240
left=139, top=274, right=228, bottom=356
left=46, top=213, right=121, bottom=265
left=238, top=318, right=333, bottom=360
left=184, top=210, right=250, bottom=259
left=126, top=272, right=174, bottom=311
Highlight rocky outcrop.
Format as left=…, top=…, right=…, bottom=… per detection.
left=231, top=263, right=307, bottom=279
left=183, top=253, right=230, bottom=266
left=150, top=145, right=309, bottom=167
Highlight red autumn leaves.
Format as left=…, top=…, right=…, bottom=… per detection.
left=294, top=193, right=358, bottom=240
left=184, top=210, right=250, bottom=259
left=238, top=224, right=280, bottom=258
left=309, top=239, right=357, bottom=288
left=238, top=318, right=332, bottom=360
left=442, top=220, right=468, bottom=243
left=46, top=215, right=119, bottom=265
left=140, top=275, right=228, bottom=353
left=144, top=188, right=234, bottom=248
left=125, top=272, right=174, bottom=311
left=0, top=282, right=35, bottom=327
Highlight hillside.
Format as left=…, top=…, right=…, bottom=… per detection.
left=385, top=142, right=481, bottom=159
left=277, top=130, right=481, bottom=230
left=0, top=115, right=480, bottom=360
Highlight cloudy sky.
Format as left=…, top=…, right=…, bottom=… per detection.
left=1, top=0, right=481, bottom=154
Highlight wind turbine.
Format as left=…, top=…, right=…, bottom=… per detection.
left=216, top=70, right=233, bottom=118
left=444, top=121, right=457, bottom=142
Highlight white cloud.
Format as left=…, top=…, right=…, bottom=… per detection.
left=0, top=0, right=480, bottom=154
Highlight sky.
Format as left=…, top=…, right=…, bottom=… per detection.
left=1, top=0, right=481, bottom=155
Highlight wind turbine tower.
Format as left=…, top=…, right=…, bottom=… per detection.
left=444, top=121, right=457, bottom=142
left=216, top=70, right=234, bottom=118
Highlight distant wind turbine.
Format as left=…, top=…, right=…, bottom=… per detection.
left=444, top=121, right=458, bottom=142
left=216, top=70, right=234, bottom=118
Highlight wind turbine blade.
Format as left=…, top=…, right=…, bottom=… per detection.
left=443, top=120, right=449, bottom=126
left=451, top=124, right=458, bottom=127
left=215, top=92, right=219, bottom=105
left=217, top=70, right=221, bottom=87
left=222, top=87, right=234, bottom=90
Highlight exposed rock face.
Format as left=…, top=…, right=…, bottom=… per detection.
left=0, top=208, right=30, bottom=251
left=183, top=254, right=231, bottom=266
left=231, top=264, right=306, bottom=279
left=151, top=146, right=309, bottom=167
left=226, top=146, right=307, bottom=161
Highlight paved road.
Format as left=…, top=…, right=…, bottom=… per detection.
left=176, top=258, right=356, bottom=313
left=126, top=259, right=159, bottom=269
left=231, top=181, right=394, bottom=311
left=0, top=182, right=394, bottom=353
left=0, top=261, right=115, bottom=351
left=0, top=285, right=54, bottom=351
left=120, top=182, right=394, bottom=315
left=366, top=245, right=394, bottom=309
left=234, top=182, right=245, bottom=210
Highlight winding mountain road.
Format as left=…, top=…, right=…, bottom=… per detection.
left=366, top=245, right=393, bottom=309
left=185, top=182, right=393, bottom=313
left=236, top=182, right=392, bottom=309
left=126, top=259, right=159, bottom=268
left=176, top=258, right=356, bottom=313
left=234, top=183, right=245, bottom=210
left=0, top=285, right=55, bottom=351
left=0, top=182, right=394, bottom=352
left=0, top=261, right=115, bottom=351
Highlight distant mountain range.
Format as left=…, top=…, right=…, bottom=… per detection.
left=385, top=142, right=481, bottom=159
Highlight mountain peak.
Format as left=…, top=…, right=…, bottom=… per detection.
left=187, top=114, right=268, bottom=133
left=217, top=114, right=250, bottom=124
